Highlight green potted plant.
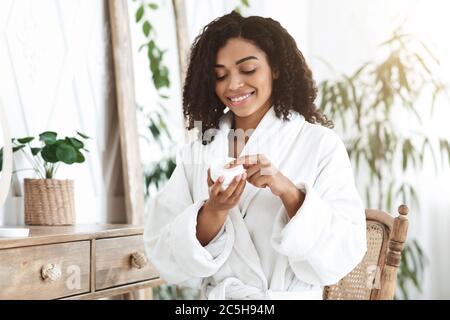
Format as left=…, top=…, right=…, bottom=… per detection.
left=318, top=29, right=448, bottom=298
left=1, top=131, right=90, bottom=225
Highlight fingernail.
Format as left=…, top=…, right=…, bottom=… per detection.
left=218, top=176, right=224, bottom=182
left=242, top=172, right=247, bottom=180
left=236, top=175, right=242, bottom=182
left=225, top=163, right=231, bottom=168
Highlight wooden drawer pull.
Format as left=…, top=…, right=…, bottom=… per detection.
left=41, top=263, right=62, bottom=282
left=130, top=252, right=147, bottom=269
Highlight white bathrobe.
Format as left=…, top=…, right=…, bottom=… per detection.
left=144, top=107, right=367, bottom=300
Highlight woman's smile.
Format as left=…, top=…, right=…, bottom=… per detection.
left=227, top=90, right=256, bottom=107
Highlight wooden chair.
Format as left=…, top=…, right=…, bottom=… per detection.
left=323, top=205, right=409, bottom=300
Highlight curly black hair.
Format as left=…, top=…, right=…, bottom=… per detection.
left=183, top=11, right=333, bottom=143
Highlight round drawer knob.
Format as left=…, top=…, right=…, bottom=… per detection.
left=41, top=263, right=62, bottom=282
left=130, top=252, right=147, bottom=269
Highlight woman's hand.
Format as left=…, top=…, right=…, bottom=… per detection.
left=196, top=169, right=246, bottom=246
left=203, top=168, right=247, bottom=215
left=226, top=154, right=295, bottom=197
left=227, top=154, right=305, bottom=218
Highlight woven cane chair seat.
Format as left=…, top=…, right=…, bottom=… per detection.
left=323, top=206, right=408, bottom=300
left=324, top=221, right=387, bottom=299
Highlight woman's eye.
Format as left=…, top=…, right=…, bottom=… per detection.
left=215, top=69, right=255, bottom=81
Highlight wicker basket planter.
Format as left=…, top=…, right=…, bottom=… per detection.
left=24, top=178, right=75, bottom=225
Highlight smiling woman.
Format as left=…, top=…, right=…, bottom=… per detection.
left=143, top=11, right=368, bottom=300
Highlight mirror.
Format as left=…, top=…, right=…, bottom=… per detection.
left=0, top=99, right=12, bottom=209
left=0, top=0, right=143, bottom=226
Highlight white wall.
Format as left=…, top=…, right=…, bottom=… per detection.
left=129, top=0, right=450, bottom=299
left=0, top=0, right=125, bottom=225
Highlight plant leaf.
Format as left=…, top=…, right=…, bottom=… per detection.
left=139, top=42, right=148, bottom=52
left=17, top=137, right=34, bottom=144
left=75, top=151, right=85, bottom=163
left=402, top=139, right=410, bottom=170
left=143, top=21, right=151, bottom=37
left=67, top=137, right=84, bottom=149
left=31, top=147, right=41, bottom=156
left=12, top=145, right=26, bottom=152
left=41, top=144, right=58, bottom=163
left=76, top=131, right=91, bottom=139
left=56, top=143, right=77, bottom=164
left=365, top=185, right=371, bottom=208
left=39, top=131, right=57, bottom=145
left=136, top=5, right=144, bottom=23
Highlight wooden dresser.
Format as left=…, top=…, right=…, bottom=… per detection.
left=0, top=224, right=163, bottom=299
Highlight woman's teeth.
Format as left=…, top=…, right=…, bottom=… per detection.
left=229, top=92, right=254, bottom=102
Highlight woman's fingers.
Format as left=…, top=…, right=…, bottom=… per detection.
left=249, top=172, right=270, bottom=188
left=226, top=154, right=270, bottom=168
left=248, top=170, right=260, bottom=185
left=207, top=168, right=214, bottom=187
left=245, top=164, right=261, bottom=179
left=229, top=173, right=247, bottom=201
left=226, top=155, right=258, bottom=168
left=210, top=175, right=224, bottom=196
left=246, top=162, right=276, bottom=179
left=220, top=174, right=242, bottom=199
left=208, top=173, right=247, bottom=210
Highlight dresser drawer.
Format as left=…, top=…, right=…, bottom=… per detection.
left=0, top=241, right=90, bottom=299
left=95, top=235, right=158, bottom=290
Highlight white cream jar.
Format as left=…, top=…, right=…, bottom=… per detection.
left=210, top=157, right=246, bottom=188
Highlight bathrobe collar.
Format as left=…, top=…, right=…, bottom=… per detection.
left=216, top=106, right=282, bottom=158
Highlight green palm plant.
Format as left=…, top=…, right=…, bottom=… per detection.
left=317, top=28, right=448, bottom=299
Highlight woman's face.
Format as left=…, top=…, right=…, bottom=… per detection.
left=214, top=37, right=276, bottom=118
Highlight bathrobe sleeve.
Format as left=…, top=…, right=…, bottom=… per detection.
left=143, top=146, right=234, bottom=288
left=271, top=129, right=367, bottom=286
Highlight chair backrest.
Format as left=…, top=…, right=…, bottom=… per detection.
left=323, top=205, right=409, bottom=300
